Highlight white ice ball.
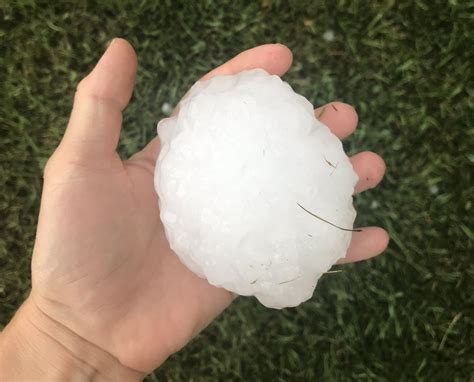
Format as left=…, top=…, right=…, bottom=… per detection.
left=154, top=69, right=358, bottom=309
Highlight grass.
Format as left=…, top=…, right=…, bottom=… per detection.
left=1, top=1, right=473, bottom=380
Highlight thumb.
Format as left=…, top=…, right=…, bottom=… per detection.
left=59, top=38, right=137, bottom=161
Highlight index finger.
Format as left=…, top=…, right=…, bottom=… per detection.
left=202, top=43, right=293, bottom=80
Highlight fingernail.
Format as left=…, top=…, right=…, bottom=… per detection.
left=106, top=38, right=117, bottom=49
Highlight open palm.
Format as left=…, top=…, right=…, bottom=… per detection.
left=29, top=39, right=388, bottom=374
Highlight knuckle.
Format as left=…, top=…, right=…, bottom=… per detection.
left=43, top=150, right=62, bottom=179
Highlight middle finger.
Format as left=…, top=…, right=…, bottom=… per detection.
left=315, top=102, right=385, bottom=194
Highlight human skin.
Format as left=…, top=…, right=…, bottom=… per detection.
left=0, top=39, right=388, bottom=380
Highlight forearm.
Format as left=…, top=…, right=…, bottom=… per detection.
left=0, top=298, right=144, bottom=381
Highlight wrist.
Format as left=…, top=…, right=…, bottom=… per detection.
left=0, top=297, right=144, bottom=381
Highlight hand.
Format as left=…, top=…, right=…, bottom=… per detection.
left=0, top=39, right=388, bottom=378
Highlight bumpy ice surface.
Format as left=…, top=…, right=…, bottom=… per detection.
left=154, top=69, right=358, bottom=308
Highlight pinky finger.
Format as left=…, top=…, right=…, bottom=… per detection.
left=337, top=227, right=389, bottom=264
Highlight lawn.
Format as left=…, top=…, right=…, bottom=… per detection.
left=1, top=1, right=472, bottom=380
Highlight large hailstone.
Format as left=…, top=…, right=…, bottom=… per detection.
left=154, top=69, right=358, bottom=309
